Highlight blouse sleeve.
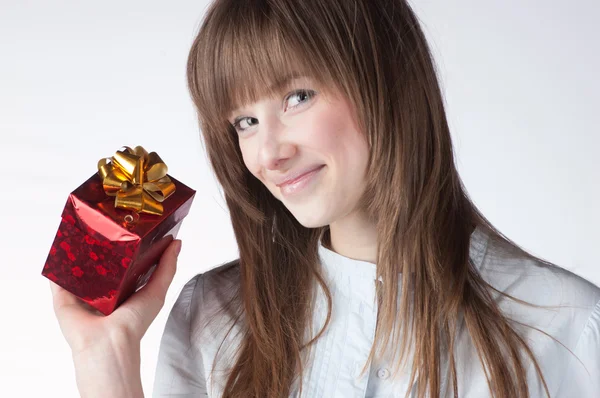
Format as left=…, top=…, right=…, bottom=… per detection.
left=555, top=298, right=600, bottom=397
left=152, top=274, right=209, bottom=397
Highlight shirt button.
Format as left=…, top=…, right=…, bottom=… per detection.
left=377, top=367, right=390, bottom=380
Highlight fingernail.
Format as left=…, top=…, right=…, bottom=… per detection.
left=175, top=240, right=182, bottom=256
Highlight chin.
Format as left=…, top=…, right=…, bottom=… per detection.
left=290, top=213, right=330, bottom=229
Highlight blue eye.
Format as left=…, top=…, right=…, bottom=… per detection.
left=284, top=89, right=315, bottom=111
left=230, top=89, right=316, bottom=134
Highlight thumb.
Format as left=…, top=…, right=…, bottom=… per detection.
left=115, top=239, right=182, bottom=337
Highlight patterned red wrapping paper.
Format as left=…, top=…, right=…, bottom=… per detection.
left=42, top=172, right=195, bottom=315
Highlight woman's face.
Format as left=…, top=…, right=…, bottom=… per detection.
left=227, top=76, right=369, bottom=228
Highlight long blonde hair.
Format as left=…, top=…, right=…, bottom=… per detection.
left=186, top=0, right=573, bottom=396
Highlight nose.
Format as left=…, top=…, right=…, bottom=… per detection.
left=257, top=114, right=296, bottom=171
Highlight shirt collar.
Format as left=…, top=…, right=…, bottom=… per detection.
left=317, top=224, right=490, bottom=284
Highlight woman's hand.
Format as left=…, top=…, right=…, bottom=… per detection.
left=49, top=239, right=182, bottom=398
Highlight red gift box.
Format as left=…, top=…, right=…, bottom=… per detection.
left=42, top=146, right=196, bottom=315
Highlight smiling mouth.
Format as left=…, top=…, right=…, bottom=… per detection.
left=278, top=165, right=325, bottom=197
left=277, top=166, right=323, bottom=187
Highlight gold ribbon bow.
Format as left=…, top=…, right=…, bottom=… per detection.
left=97, top=146, right=176, bottom=216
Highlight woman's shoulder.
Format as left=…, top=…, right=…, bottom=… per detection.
left=153, top=260, right=242, bottom=397
left=477, top=233, right=600, bottom=344
left=479, top=233, right=600, bottom=307
left=179, top=258, right=241, bottom=322
left=181, top=258, right=243, bottom=343
left=201, top=257, right=241, bottom=289
left=184, top=257, right=240, bottom=287
left=456, top=231, right=600, bottom=396
left=174, top=258, right=240, bottom=311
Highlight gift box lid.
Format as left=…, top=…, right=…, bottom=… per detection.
left=62, top=173, right=196, bottom=250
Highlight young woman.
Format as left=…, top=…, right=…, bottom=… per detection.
left=50, top=0, right=600, bottom=397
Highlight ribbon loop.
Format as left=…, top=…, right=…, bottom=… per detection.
left=97, top=146, right=176, bottom=216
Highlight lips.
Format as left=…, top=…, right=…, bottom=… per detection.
left=278, top=165, right=324, bottom=197
left=275, top=165, right=325, bottom=187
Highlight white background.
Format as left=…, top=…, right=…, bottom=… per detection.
left=1, top=0, right=598, bottom=396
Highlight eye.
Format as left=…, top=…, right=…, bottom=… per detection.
left=231, top=116, right=258, bottom=132
left=284, top=89, right=316, bottom=111
left=230, top=89, right=316, bottom=134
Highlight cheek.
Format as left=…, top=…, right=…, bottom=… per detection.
left=317, top=116, right=364, bottom=167
left=239, top=143, right=261, bottom=179
left=307, top=112, right=349, bottom=153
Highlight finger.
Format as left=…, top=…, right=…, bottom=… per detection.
left=145, top=239, right=181, bottom=300
left=115, top=239, right=181, bottom=335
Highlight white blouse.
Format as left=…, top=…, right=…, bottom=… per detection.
left=152, top=226, right=600, bottom=397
